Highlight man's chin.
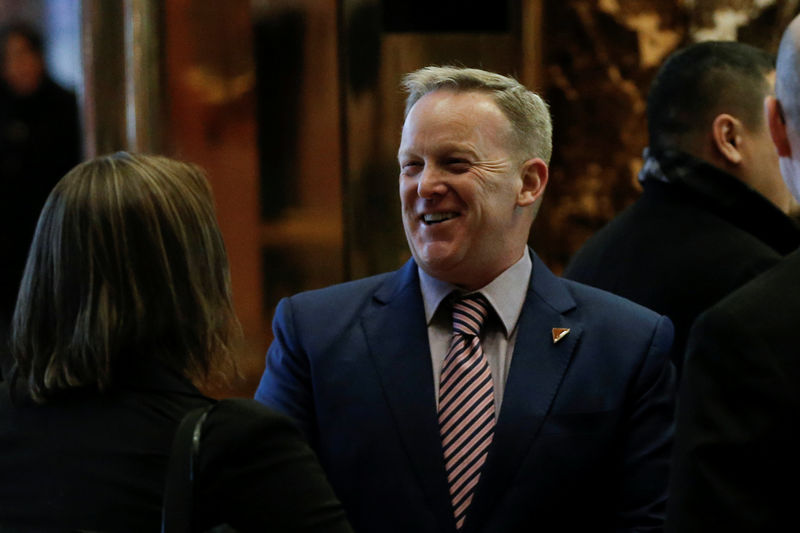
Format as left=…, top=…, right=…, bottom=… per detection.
left=413, top=252, right=465, bottom=282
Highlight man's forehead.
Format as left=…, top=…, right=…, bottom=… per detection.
left=409, top=88, right=500, bottom=116
left=402, top=90, right=509, bottom=134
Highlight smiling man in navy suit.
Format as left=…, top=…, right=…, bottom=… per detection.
left=256, top=66, right=676, bottom=533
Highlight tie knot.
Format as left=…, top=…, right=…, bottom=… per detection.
left=452, top=293, right=491, bottom=337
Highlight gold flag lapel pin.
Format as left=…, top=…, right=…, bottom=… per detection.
left=552, top=328, right=570, bottom=344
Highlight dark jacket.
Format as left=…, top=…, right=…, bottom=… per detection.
left=0, top=361, right=352, bottom=532
left=256, top=252, right=676, bottom=532
left=667, top=247, right=800, bottom=532
left=564, top=149, right=800, bottom=373
left=0, top=77, right=81, bottom=359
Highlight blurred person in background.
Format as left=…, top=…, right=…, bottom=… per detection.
left=564, top=41, right=800, bottom=374
left=667, top=16, right=800, bottom=531
left=0, top=153, right=352, bottom=533
left=0, top=22, right=80, bottom=377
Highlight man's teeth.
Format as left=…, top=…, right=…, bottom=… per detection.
left=423, top=213, right=457, bottom=224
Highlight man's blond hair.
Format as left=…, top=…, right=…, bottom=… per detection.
left=402, top=66, right=553, bottom=164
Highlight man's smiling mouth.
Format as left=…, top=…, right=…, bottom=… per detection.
left=422, top=212, right=459, bottom=225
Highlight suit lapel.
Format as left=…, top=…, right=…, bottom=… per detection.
left=361, top=260, right=457, bottom=532
left=466, top=252, right=583, bottom=532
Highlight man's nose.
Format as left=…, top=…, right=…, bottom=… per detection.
left=417, top=167, right=448, bottom=198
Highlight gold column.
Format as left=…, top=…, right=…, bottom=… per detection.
left=520, top=0, right=544, bottom=91
left=124, top=0, right=163, bottom=153
left=81, top=0, right=125, bottom=157
left=80, top=0, right=163, bottom=156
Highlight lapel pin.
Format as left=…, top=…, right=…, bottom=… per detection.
left=552, top=328, right=570, bottom=344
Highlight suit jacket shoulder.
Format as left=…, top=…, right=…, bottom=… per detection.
left=257, top=254, right=677, bottom=533
left=272, top=267, right=411, bottom=354
left=546, top=266, right=675, bottom=360
left=561, top=277, right=668, bottom=327
left=668, top=248, right=800, bottom=532
left=564, top=169, right=799, bottom=371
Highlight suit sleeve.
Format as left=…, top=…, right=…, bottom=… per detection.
left=666, top=307, right=792, bottom=532
left=195, top=399, right=353, bottom=532
left=255, top=297, right=316, bottom=441
left=618, top=314, right=677, bottom=532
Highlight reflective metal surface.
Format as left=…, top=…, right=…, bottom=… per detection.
left=81, top=0, right=126, bottom=156
left=124, top=0, right=164, bottom=153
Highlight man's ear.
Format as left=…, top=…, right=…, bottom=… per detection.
left=766, top=96, right=792, bottom=157
left=517, top=158, right=548, bottom=207
left=711, top=114, right=744, bottom=165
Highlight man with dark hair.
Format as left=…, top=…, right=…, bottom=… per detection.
left=257, top=66, right=675, bottom=532
left=666, top=20, right=800, bottom=531
left=0, top=22, right=81, bottom=377
left=564, top=41, right=800, bottom=373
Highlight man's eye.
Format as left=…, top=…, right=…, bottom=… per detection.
left=445, top=159, right=470, bottom=171
left=401, top=162, right=422, bottom=172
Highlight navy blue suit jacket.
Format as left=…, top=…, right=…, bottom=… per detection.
left=256, top=252, right=676, bottom=532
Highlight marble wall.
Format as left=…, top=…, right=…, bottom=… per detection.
left=536, top=0, right=800, bottom=272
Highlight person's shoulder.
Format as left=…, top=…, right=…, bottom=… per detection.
left=561, top=277, right=663, bottom=323
left=198, top=398, right=323, bottom=484
left=200, top=398, right=301, bottom=449
left=292, top=270, right=395, bottom=301
left=39, top=77, right=76, bottom=100
left=551, top=277, right=675, bottom=357
left=210, top=397, right=290, bottom=427
left=285, top=264, right=412, bottom=314
left=683, top=252, right=800, bottom=392
left=697, top=247, right=800, bottom=332
left=270, top=267, right=409, bottom=334
left=564, top=183, right=689, bottom=276
left=566, top=196, right=647, bottom=257
left=549, top=278, right=674, bottom=382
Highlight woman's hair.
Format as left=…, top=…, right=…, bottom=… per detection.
left=10, top=152, right=240, bottom=402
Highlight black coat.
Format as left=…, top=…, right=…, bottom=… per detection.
left=0, top=77, right=81, bottom=342
left=563, top=150, right=800, bottom=373
left=0, top=361, right=352, bottom=532
left=666, top=247, right=800, bottom=532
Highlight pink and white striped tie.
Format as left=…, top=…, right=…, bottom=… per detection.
left=438, top=293, right=495, bottom=530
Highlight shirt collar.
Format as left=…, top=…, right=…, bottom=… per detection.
left=418, top=251, right=532, bottom=337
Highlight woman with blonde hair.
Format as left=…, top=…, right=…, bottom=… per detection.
left=0, top=152, right=351, bottom=532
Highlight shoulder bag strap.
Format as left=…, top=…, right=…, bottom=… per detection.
left=162, top=404, right=214, bottom=533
